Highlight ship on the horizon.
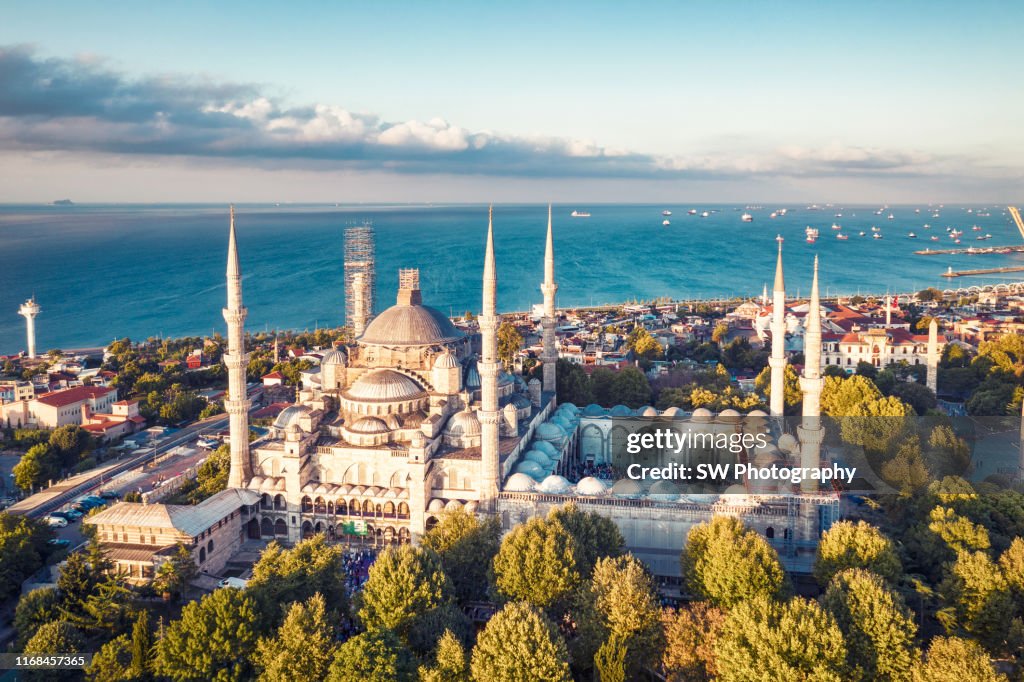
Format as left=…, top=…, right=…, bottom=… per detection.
left=570, top=210, right=591, bottom=218
left=662, top=210, right=672, bottom=216
left=741, top=213, right=753, bottom=222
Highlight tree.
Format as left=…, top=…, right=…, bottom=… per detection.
left=49, top=425, right=91, bottom=468
left=890, top=381, right=937, bottom=415
left=421, top=509, right=501, bottom=603
left=14, top=587, right=61, bottom=649
left=661, top=603, right=725, bottom=682
left=556, top=359, right=593, bottom=406
left=497, top=321, right=523, bottom=371
left=814, top=520, right=902, bottom=587
left=547, top=503, right=624, bottom=577
left=255, top=593, right=336, bottom=682
left=247, top=535, right=348, bottom=629
left=23, top=621, right=86, bottom=682
left=822, top=569, right=918, bottom=681
left=470, top=601, right=572, bottom=682
left=154, top=587, right=259, bottom=682
left=0, top=513, right=49, bottom=601
left=998, top=537, right=1024, bottom=613
left=911, top=636, right=1007, bottom=682
left=711, top=322, right=729, bottom=344
left=840, top=396, right=914, bottom=454
left=594, top=633, right=628, bottom=682
left=87, top=634, right=134, bottom=682
left=937, top=550, right=1014, bottom=652
left=357, top=545, right=452, bottom=640
left=326, top=629, right=416, bottom=682
left=610, top=366, right=651, bottom=408
left=418, top=629, right=470, bottom=682
left=590, top=367, right=616, bottom=406
left=493, top=516, right=581, bottom=612
left=14, top=443, right=59, bottom=491
left=917, top=287, right=943, bottom=302
left=821, top=374, right=883, bottom=416
left=153, top=544, right=197, bottom=602
left=680, top=515, right=789, bottom=608
left=129, top=609, right=153, bottom=679
left=715, top=596, right=848, bottom=682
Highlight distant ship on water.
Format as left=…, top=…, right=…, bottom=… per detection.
left=741, top=213, right=753, bottom=222
left=570, top=210, right=591, bottom=218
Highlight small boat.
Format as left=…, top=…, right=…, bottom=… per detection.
left=976, top=234, right=991, bottom=241
left=741, top=213, right=753, bottom=222
left=907, top=232, right=917, bottom=238
left=887, top=213, right=895, bottom=220
left=570, top=210, right=591, bottom=218
left=915, top=208, right=921, bottom=213
left=859, top=231, right=866, bottom=237
left=951, top=229, right=963, bottom=237
left=836, top=233, right=849, bottom=240
left=770, top=211, right=778, bottom=218
left=662, top=210, right=672, bottom=216
left=871, top=225, right=880, bottom=232
left=873, top=233, right=883, bottom=239
left=923, top=223, right=931, bottom=228
left=954, top=239, right=961, bottom=244
left=972, top=225, right=982, bottom=231
left=778, top=208, right=788, bottom=216
left=701, top=211, right=710, bottom=217
left=688, top=209, right=697, bottom=215
left=930, top=236, right=940, bottom=241
left=835, top=213, right=843, bottom=217
left=662, top=219, right=671, bottom=226
left=805, top=226, right=819, bottom=242
left=831, top=223, right=842, bottom=230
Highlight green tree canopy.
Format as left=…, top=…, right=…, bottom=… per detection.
left=418, top=629, right=470, bottom=682
left=254, top=593, right=336, bottom=682
left=660, top=603, right=724, bottom=682
left=421, top=509, right=501, bottom=604
left=715, top=596, right=848, bottom=682
left=86, top=634, right=133, bottom=682
left=610, top=366, right=652, bottom=408
left=357, top=545, right=452, bottom=640
left=680, top=515, right=790, bottom=608
left=754, top=363, right=802, bottom=413
left=822, top=568, right=918, bottom=681
left=14, top=586, right=61, bottom=649
left=937, top=550, right=1014, bottom=653
left=153, top=587, right=259, bottom=682
left=492, top=516, right=581, bottom=612
left=556, top=359, right=593, bottom=406
left=497, top=321, right=524, bottom=371
left=326, top=629, right=416, bottom=682
left=911, top=636, right=1007, bottom=682
left=470, top=601, right=572, bottom=682
left=247, top=535, right=348, bottom=629
left=547, top=502, right=624, bottom=578
left=821, top=374, right=883, bottom=416
left=814, top=520, right=902, bottom=587
left=590, top=367, right=616, bottom=406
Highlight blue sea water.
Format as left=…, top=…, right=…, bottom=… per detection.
left=1, top=203, right=1021, bottom=354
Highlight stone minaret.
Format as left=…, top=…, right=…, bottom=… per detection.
left=352, top=273, right=368, bottom=338
left=885, top=294, right=892, bottom=327
left=798, top=256, right=824, bottom=493
left=478, top=206, right=501, bottom=508
left=18, top=297, right=40, bottom=359
left=927, top=318, right=939, bottom=394
left=541, top=203, right=558, bottom=395
left=223, top=207, right=253, bottom=488
left=769, top=239, right=787, bottom=417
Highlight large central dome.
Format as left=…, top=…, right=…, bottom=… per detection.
left=360, top=304, right=464, bottom=346
left=345, top=370, right=427, bottom=402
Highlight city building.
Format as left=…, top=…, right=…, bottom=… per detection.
left=0, top=385, right=117, bottom=429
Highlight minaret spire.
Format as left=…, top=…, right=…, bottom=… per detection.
left=541, top=203, right=559, bottom=395
left=926, top=318, right=939, bottom=394
left=479, top=205, right=500, bottom=509
left=798, top=255, right=824, bottom=492
left=769, top=238, right=787, bottom=417
left=223, top=205, right=253, bottom=488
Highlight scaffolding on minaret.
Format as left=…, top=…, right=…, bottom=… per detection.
left=344, top=224, right=376, bottom=334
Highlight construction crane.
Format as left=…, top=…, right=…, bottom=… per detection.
left=1011, top=206, right=1024, bottom=240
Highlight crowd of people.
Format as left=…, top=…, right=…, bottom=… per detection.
left=567, top=460, right=621, bottom=483
left=341, top=548, right=376, bottom=595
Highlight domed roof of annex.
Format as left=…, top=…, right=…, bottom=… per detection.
left=273, top=404, right=312, bottom=430
left=321, top=348, right=347, bottom=365
left=348, top=416, right=390, bottom=434
left=432, top=350, right=461, bottom=370
left=360, top=303, right=464, bottom=347
left=345, top=370, right=427, bottom=402
left=445, top=409, right=481, bottom=437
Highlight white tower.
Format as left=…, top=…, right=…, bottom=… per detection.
left=798, top=256, right=824, bottom=493
left=885, top=294, right=892, bottom=327
left=541, top=204, right=559, bottom=396
left=352, top=273, right=368, bottom=339
left=223, top=207, right=253, bottom=488
left=18, top=298, right=41, bottom=359
left=926, top=318, right=939, bottom=394
left=769, top=239, right=787, bottom=417
left=479, top=206, right=501, bottom=509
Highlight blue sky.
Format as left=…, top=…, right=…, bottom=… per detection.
left=1, top=0, right=1021, bottom=202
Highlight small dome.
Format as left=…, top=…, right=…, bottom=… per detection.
left=610, top=404, right=633, bottom=417
left=346, top=370, right=426, bottom=402
left=551, top=416, right=572, bottom=431
left=314, top=484, right=328, bottom=494
left=384, top=414, right=403, bottom=430
left=777, top=434, right=799, bottom=453
left=639, top=406, right=659, bottom=417
left=274, top=478, right=287, bottom=491
left=724, top=484, right=748, bottom=495
left=248, top=476, right=265, bottom=489
left=582, top=403, right=607, bottom=417
left=445, top=499, right=463, bottom=511
left=432, top=350, right=460, bottom=370
left=718, top=409, right=741, bottom=423
left=537, top=475, right=572, bottom=494
left=445, top=409, right=481, bottom=437
left=662, top=406, right=685, bottom=418
left=576, top=476, right=608, bottom=496
left=366, top=486, right=383, bottom=497
left=514, top=460, right=547, bottom=480
left=747, top=409, right=768, bottom=417
left=427, top=498, right=446, bottom=512
left=464, top=500, right=479, bottom=513
left=273, top=404, right=311, bottom=430
left=504, top=473, right=537, bottom=492
left=336, top=485, right=351, bottom=495
left=350, top=485, right=366, bottom=496
left=533, top=441, right=558, bottom=458
left=524, top=450, right=552, bottom=467
left=464, top=361, right=481, bottom=389
left=611, top=478, right=643, bottom=498
left=499, top=371, right=515, bottom=386
left=511, top=394, right=532, bottom=409
left=383, top=488, right=398, bottom=499
left=321, top=348, right=347, bottom=366
left=559, top=403, right=581, bottom=415
left=691, top=407, right=713, bottom=422
left=536, top=422, right=566, bottom=441
left=649, top=479, right=681, bottom=500
left=528, top=378, right=541, bottom=386
left=349, top=417, right=389, bottom=434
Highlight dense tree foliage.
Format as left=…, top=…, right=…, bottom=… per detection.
left=357, top=545, right=453, bottom=641
left=326, top=629, right=416, bottom=682
left=814, top=520, right=902, bottom=587
left=0, top=513, right=50, bottom=600
left=470, top=601, right=572, bottom=682
left=492, top=516, right=581, bottom=612
left=911, top=636, right=1007, bottom=682
left=421, top=509, right=501, bottom=603
left=247, top=535, right=348, bottom=629
left=254, top=593, right=336, bottom=682
left=660, top=603, right=724, bottom=682
left=547, top=502, right=624, bottom=577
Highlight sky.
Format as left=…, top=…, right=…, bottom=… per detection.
left=1, top=0, right=1022, bottom=203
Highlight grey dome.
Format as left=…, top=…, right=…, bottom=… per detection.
left=514, top=460, right=546, bottom=480
left=464, top=360, right=481, bottom=389
left=536, top=422, right=566, bottom=441
left=576, top=476, right=608, bottom=495
left=505, top=473, right=537, bottom=492
left=582, top=403, right=607, bottom=417
left=321, top=348, right=347, bottom=366
left=360, top=304, right=464, bottom=346
left=273, top=405, right=311, bottom=430
left=533, top=441, right=558, bottom=457
left=611, top=478, right=643, bottom=498
left=348, top=417, right=389, bottom=434
left=524, top=450, right=552, bottom=467
left=445, top=409, right=481, bottom=437
left=432, top=350, right=460, bottom=370
left=610, top=405, right=633, bottom=417
left=345, top=370, right=426, bottom=402
left=537, top=475, right=572, bottom=494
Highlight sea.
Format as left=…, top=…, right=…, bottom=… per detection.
left=1, top=203, right=1021, bottom=354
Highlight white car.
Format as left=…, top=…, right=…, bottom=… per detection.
left=46, top=516, right=68, bottom=528
left=217, top=577, right=248, bottom=589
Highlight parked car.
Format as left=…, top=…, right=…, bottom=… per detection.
left=217, top=577, right=248, bottom=590
left=70, top=503, right=89, bottom=513
left=46, top=516, right=68, bottom=528
left=48, top=511, right=71, bottom=520
left=75, top=498, right=102, bottom=510
left=47, top=538, right=71, bottom=548
left=84, top=495, right=107, bottom=505
left=98, top=490, right=120, bottom=500
left=61, top=508, right=83, bottom=520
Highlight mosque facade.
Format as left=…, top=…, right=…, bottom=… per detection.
left=216, top=210, right=842, bottom=577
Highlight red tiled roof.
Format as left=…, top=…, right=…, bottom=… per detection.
left=262, top=371, right=284, bottom=380
left=35, top=385, right=114, bottom=407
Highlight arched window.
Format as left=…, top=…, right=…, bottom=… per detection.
left=274, top=518, right=288, bottom=536
left=261, top=493, right=271, bottom=509
left=766, top=527, right=775, bottom=539
left=383, top=501, right=395, bottom=517
left=208, top=539, right=214, bottom=553
left=274, top=494, right=286, bottom=510
left=314, top=497, right=326, bottom=514
left=397, top=502, right=410, bottom=518
left=261, top=517, right=274, bottom=536
left=363, top=499, right=373, bottom=515
left=301, top=496, right=313, bottom=513
left=199, top=547, right=206, bottom=563
left=337, top=500, right=348, bottom=516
